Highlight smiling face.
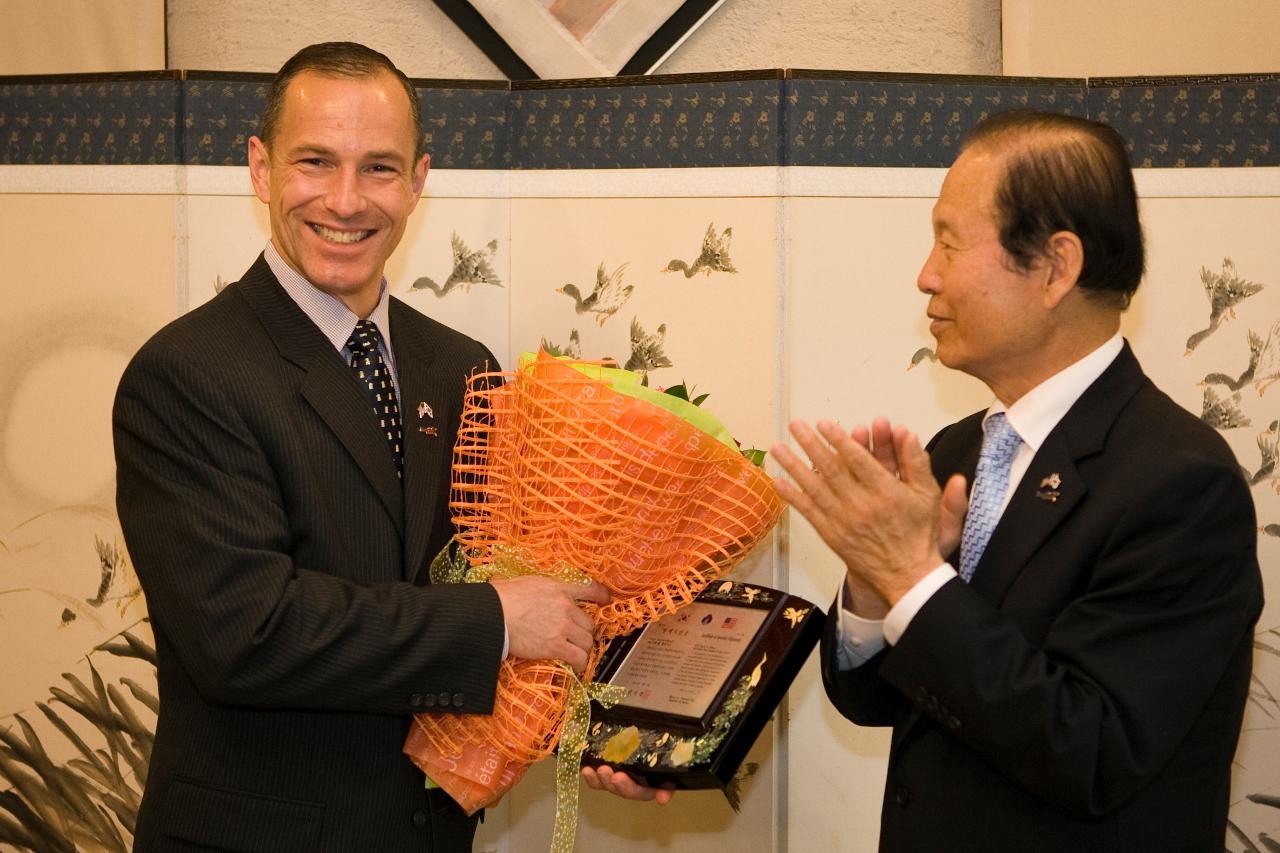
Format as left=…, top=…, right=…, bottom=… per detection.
left=916, top=145, right=1055, bottom=400
left=248, top=70, right=429, bottom=317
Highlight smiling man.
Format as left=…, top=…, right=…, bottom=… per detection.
left=772, top=111, right=1263, bottom=850
left=248, top=60, right=425, bottom=318
left=114, top=43, right=606, bottom=852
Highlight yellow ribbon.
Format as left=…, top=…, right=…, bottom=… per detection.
left=551, top=665, right=628, bottom=853
left=428, top=540, right=622, bottom=853
left=431, top=541, right=590, bottom=587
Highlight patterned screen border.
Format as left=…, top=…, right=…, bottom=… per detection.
left=0, top=69, right=1276, bottom=169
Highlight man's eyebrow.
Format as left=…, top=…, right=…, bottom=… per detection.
left=286, top=144, right=337, bottom=158
left=364, top=149, right=410, bottom=165
left=284, top=145, right=408, bottom=166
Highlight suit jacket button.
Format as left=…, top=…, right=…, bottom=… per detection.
left=411, top=809, right=428, bottom=829
left=438, top=691, right=452, bottom=707
left=948, top=715, right=962, bottom=732
left=894, top=785, right=910, bottom=807
left=409, top=693, right=424, bottom=709
left=452, top=692, right=465, bottom=708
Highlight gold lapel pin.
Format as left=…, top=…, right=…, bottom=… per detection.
left=417, top=402, right=433, bottom=419
left=1036, top=489, right=1060, bottom=503
left=1040, top=472, right=1061, bottom=490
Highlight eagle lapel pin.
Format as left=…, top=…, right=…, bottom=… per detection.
left=1036, top=472, right=1062, bottom=503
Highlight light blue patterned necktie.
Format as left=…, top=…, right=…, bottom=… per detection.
left=959, top=412, right=1022, bottom=582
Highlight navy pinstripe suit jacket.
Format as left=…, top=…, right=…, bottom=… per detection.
left=115, top=255, right=504, bottom=851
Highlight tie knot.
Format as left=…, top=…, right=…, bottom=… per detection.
left=981, top=412, right=1022, bottom=461
left=346, top=319, right=382, bottom=356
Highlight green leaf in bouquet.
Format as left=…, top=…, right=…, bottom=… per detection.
left=741, top=448, right=767, bottom=467
left=661, top=384, right=710, bottom=408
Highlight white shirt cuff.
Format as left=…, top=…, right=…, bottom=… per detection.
left=834, top=580, right=887, bottom=669
left=883, top=563, right=957, bottom=645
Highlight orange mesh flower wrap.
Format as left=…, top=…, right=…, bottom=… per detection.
left=403, top=352, right=783, bottom=816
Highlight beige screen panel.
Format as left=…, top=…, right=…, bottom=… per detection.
left=1004, top=0, right=1280, bottom=77
left=1, top=0, right=165, bottom=74
left=0, top=192, right=173, bottom=747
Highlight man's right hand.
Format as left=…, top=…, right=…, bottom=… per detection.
left=772, top=419, right=946, bottom=608
left=490, top=576, right=611, bottom=674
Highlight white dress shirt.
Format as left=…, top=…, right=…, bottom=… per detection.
left=263, top=241, right=399, bottom=393
left=834, top=333, right=1124, bottom=668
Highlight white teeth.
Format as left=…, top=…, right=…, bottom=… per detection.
left=312, top=224, right=371, bottom=244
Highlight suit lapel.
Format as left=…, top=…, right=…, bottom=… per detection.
left=967, top=343, right=1147, bottom=605
left=237, top=256, right=405, bottom=533
left=391, top=300, right=451, bottom=582
left=968, top=439, right=1084, bottom=602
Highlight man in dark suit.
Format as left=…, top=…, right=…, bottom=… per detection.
left=114, top=42, right=607, bottom=852
left=771, top=111, right=1264, bottom=850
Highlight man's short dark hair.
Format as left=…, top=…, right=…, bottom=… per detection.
left=962, top=110, right=1145, bottom=307
left=259, top=42, right=425, bottom=158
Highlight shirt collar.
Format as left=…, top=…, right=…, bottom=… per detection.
left=263, top=240, right=392, bottom=354
left=986, top=333, right=1124, bottom=452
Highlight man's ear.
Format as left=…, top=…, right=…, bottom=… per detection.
left=1042, top=230, right=1084, bottom=310
left=247, top=136, right=272, bottom=204
left=411, top=152, right=430, bottom=200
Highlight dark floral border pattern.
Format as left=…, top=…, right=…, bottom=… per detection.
left=1, top=73, right=182, bottom=165
left=182, top=73, right=271, bottom=166
left=785, top=75, right=1087, bottom=168
left=1, top=70, right=1277, bottom=168
left=1088, top=75, right=1280, bottom=168
left=509, top=77, right=785, bottom=168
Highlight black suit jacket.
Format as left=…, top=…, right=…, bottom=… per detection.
left=822, top=344, right=1263, bottom=852
left=114, top=256, right=506, bottom=852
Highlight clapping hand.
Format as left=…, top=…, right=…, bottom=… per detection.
left=770, top=417, right=966, bottom=611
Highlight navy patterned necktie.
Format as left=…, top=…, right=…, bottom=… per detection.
left=345, top=319, right=403, bottom=477
left=958, top=412, right=1022, bottom=582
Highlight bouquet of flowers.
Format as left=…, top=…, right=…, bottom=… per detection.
left=402, top=351, right=783, bottom=845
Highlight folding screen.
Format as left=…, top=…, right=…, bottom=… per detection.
left=2, top=68, right=1278, bottom=851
